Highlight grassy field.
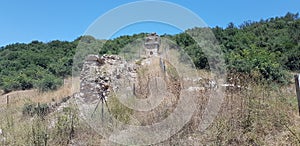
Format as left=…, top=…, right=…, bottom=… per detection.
left=0, top=73, right=300, bottom=145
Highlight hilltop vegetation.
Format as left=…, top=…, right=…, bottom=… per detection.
left=0, top=12, right=299, bottom=92
left=173, top=12, right=300, bottom=84
left=0, top=40, right=78, bottom=92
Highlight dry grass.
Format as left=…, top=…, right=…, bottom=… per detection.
left=1, top=74, right=300, bottom=145
left=0, top=78, right=82, bottom=145
left=0, top=78, right=73, bottom=108
left=166, top=73, right=300, bottom=145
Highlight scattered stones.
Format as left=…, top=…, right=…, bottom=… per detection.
left=187, top=87, right=205, bottom=92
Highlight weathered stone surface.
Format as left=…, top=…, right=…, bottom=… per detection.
left=85, top=54, right=99, bottom=61
left=77, top=54, right=138, bottom=104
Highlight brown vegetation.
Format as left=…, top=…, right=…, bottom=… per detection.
left=0, top=73, right=300, bottom=145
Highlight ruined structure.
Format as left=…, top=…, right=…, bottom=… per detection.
left=144, top=32, right=160, bottom=56
left=77, top=54, right=138, bottom=106
left=77, top=34, right=162, bottom=105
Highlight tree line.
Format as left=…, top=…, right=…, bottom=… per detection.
left=0, top=12, right=299, bottom=93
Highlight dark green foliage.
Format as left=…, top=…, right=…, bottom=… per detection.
left=173, top=32, right=210, bottom=69
left=36, top=74, right=63, bottom=92
left=0, top=39, right=77, bottom=92
left=22, top=103, right=50, bottom=117
left=100, top=33, right=147, bottom=55
left=172, top=12, right=300, bottom=84
left=22, top=103, right=36, bottom=116
left=0, top=12, right=299, bottom=90
left=227, top=46, right=290, bottom=84
left=35, top=103, right=50, bottom=117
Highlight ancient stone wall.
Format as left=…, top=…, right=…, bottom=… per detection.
left=144, top=32, right=160, bottom=56
left=78, top=54, right=138, bottom=105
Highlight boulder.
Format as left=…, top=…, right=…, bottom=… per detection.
left=85, top=54, right=99, bottom=61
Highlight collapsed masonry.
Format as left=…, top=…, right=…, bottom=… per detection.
left=77, top=52, right=234, bottom=127
left=76, top=53, right=182, bottom=125
left=77, top=53, right=220, bottom=106
left=78, top=54, right=138, bottom=105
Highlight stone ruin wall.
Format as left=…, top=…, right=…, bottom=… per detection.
left=144, top=33, right=160, bottom=56
left=78, top=54, right=138, bottom=104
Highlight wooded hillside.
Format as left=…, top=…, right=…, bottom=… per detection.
left=0, top=12, right=299, bottom=92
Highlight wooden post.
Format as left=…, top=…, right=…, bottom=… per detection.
left=155, top=77, right=158, bottom=91
left=6, top=95, right=9, bottom=108
left=295, top=74, right=300, bottom=116
left=133, top=83, right=136, bottom=96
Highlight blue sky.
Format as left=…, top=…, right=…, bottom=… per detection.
left=0, top=0, right=299, bottom=47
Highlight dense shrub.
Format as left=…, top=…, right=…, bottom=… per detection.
left=227, top=46, right=291, bottom=84
left=36, top=74, right=63, bottom=92
left=22, top=103, right=50, bottom=117
left=22, top=103, right=36, bottom=116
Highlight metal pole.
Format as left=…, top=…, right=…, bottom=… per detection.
left=295, top=74, right=300, bottom=116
